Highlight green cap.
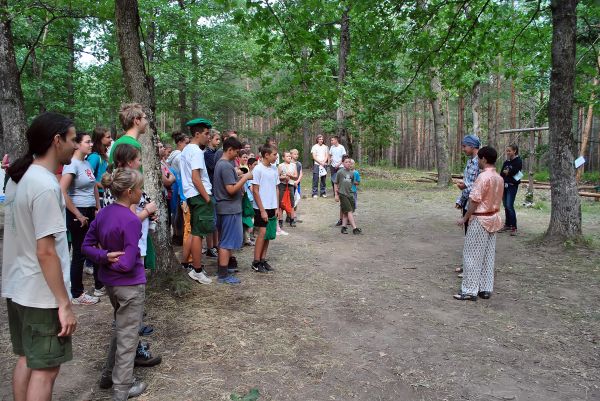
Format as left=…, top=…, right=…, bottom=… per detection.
left=185, top=118, right=212, bottom=128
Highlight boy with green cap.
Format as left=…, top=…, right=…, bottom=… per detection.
left=181, top=118, right=214, bottom=284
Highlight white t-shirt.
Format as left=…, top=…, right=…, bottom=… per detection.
left=329, top=144, right=347, bottom=168
left=2, top=164, right=71, bottom=308
left=180, top=143, right=212, bottom=199
left=251, top=162, right=280, bottom=210
left=311, top=144, right=329, bottom=165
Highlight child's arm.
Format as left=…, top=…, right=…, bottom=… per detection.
left=192, top=169, right=210, bottom=203
left=110, top=222, right=142, bottom=273
left=252, top=183, right=268, bottom=222
left=297, top=166, right=303, bottom=185
left=334, top=182, right=340, bottom=202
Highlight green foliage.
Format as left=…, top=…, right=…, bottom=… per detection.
left=7, top=0, right=599, bottom=170
left=533, top=170, right=550, bottom=182
left=230, top=388, right=260, bottom=401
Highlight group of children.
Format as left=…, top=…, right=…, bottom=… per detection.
left=2, top=104, right=365, bottom=401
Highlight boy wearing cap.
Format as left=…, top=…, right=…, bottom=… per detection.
left=181, top=118, right=214, bottom=285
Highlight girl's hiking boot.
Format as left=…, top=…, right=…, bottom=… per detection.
left=341, top=226, right=348, bottom=234
left=353, top=227, right=362, bottom=235
left=134, top=341, right=162, bottom=367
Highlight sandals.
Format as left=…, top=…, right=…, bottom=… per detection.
left=453, top=292, right=477, bottom=301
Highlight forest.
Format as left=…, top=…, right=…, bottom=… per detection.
left=0, top=0, right=598, bottom=249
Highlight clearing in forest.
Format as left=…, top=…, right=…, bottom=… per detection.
left=1, top=170, right=599, bottom=401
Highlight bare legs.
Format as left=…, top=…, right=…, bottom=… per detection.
left=13, top=356, right=60, bottom=401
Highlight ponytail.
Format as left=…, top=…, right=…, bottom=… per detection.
left=7, top=152, right=35, bottom=184
left=7, top=112, right=74, bottom=183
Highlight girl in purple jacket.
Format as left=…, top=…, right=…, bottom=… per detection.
left=82, top=168, right=149, bottom=401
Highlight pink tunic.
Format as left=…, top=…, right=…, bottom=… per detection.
left=469, top=166, right=504, bottom=233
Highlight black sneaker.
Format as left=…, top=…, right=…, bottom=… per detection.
left=261, top=260, right=274, bottom=272
left=285, top=216, right=291, bottom=223
left=205, top=247, right=218, bottom=258
left=251, top=260, right=262, bottom=271
left=353, top=227, right=362, bottom=235
left=252, top=261, right=268, bottom=273
left=341, top=226, right=348, bottom=234
left=98, top=372, right=113, bottom=389
left=335, top=219, right=342, bottom=226
left=134, top=342, right=162, bottom=367
left=289, top=219, right=297, bottom=228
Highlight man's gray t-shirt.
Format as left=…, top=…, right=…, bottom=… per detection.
left=213, top=158, right=242, bottom=214
left=62, top=158, right=96, bottom=207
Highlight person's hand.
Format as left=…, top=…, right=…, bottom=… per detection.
left=276, top=209, right=281, bottom=219
left=150, top=212, right=158, bottom=221
left=502, top=168, right=509, bottom=175
left=75, top=213, right=89, bottom=227
left=203, top=195, right=211, bottom=204
left=456, top=180, right=466, bottom=190
left=260, top=210, right=268, bottom=222
left=57, top=304, right=77, bottom=337
left=456, top=217, right=466, bottom=226
left=107, top=251, right=125, bottom=263
left=455, top=203, right=462, bottom=209
left=145, top=201, right=157, bottom=214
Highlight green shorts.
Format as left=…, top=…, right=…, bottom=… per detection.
left=339, top=193, right=355, bottom=213
left=7, top=299, right=73, bottom=369
left=187, top=195, right=215, bottom=237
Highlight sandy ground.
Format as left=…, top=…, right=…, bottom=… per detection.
left=1, top=179, right=600, bottom=401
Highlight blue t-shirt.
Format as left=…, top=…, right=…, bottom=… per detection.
left=87, top=152, right=108, bottom=191
left=351, top=170, right=361, bottom=193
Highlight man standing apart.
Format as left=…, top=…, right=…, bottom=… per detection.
left=181, top=118, right=214, bottom=285
left=329, top=135, right=346, bottom=188
left=3, top=112, right=78, bottom=401
left=311, top=135, right=329, bottom=198
left=454, top=147, right=504, bottom=301
left=455, top=134, right=481, bottom=275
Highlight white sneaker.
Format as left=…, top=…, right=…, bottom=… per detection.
left=279, top=229, right=289, bottom=236
left=72, top=293, right=100, bottom=305
left=83, top=266, right=94, bottom=275
left=188, top=269, right=212, bottom=285
left=93, top=287, right=106, bottom=297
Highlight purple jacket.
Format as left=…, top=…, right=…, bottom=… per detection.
left=82, top=203, right=146, bottom=286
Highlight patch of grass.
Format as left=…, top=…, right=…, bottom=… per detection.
left=361, top=178, right=412, bottom=191
left=582, top=171, right=600, bottom=183
left=231, top=389, right=260, bottom=401
left=533, top=170, right=550, bottom=182
left=149, top=269, right=193, bottom=297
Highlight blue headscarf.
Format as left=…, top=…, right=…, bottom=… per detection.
left=462, top=134, right=480, bottom=148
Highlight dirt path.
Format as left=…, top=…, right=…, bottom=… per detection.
left=1, top=183, right=600, bottom=401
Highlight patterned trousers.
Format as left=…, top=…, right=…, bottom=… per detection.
left=461, top=218, right=496, bottom=296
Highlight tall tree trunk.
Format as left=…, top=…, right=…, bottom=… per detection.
left=429, top=72, right=451, bottom=186
left=576, top=76, right=597, bottom=182
left=471, top=80, right=481, bottom=138
left=492, top=61, right=501, bottom=150
left=510, top=78, right=517, bottom=143
left=0, top=0, right=27, bottom=161
left=545, top=0, right=582, bottom=241
left=457, top=94, right=464, bottom=166
left=336, top=3, right=352, bottom=155
left=66, top=29, right=75, bottom=119
left=115, top=0, right=177, bottom=270
left=143, top=20, right=157, bottom=117
left=178, top=43, right=187, bottom=132
left=191, top=46, right=199, bottom=116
